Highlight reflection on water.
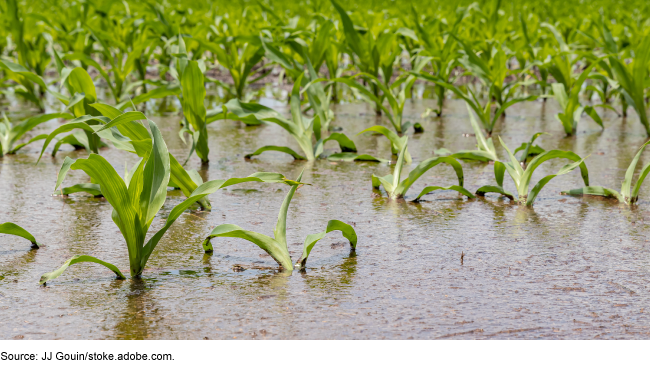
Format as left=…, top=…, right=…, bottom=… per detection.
left=113, top=279, right=154, bottom=340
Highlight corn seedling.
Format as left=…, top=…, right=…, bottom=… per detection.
left=195, top=30, right=266, bottom=101
left=0, top=223, right=39, bottom=249
left=549, top=55, right=606, bottom=135
left=41, top=104, right=213, bottom=210
left=179, top=60, right=209, bottom=164
left=608, top=34, right=650, bottom=136
left=202, top=171, right=358, bottom=271
left=331, top=58, right=430, bottom=134
left=40, top=120, right=298, bottom=284
left=0, top=59, right=48, bottom=110
left=513, top=132, right=546, bottom=167
left=330, top=0, right=401, bottom=116
left=411, top=5, right=465, bottom=116
left=216, top=74, right=358, bottom=161
left=437, top=105, right=498, bottom=162
left=0, top=112, right=72, bottom=156
left=562, top=140, right=650, bottom=204
left=476, top=137, right=589, bottom=205
left=357, top=125, right=411, bottom=164
left=371, top=138, right=474, bottom=200
left=412, top=72, right=537, bottom=135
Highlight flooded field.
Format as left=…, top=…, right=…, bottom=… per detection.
left=1, top=98, right=650, bottom=339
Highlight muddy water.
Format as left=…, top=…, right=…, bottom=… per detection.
left=1, top=97, right=650, bottom=339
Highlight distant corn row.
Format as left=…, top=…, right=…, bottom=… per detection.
left=1, top=0, right=649, bottom=134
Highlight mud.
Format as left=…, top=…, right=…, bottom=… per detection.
left=1, top=96, right=650, bottom=339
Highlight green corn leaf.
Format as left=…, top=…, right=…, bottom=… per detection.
left=54, top=156, right=76, bottom=193
left=622, top=140, right=650, bottom=202
left=519, top=150, right=589, bottom=201
left=93, top=111, right=147, bottom=133
left=515, top=132, right=547, bottom=163
left=583, top=106, right=604, bottom=129
left=53, top=183, right=103, bottom=197
left=207, top=99, right=279, bottom=126
left=449, top=151, right=495, bottom=162
left=494, top=161, right=507, bottom=188
left=631, top=162, right=650, bottom=204
left=358, top=126, right=411, bottom=163
left=11, top=113, right=73, bottom=144
left=169, top=154, right=211, bottom=211
left=181, top=60, right=209, bottom=162
left=526, top=156, right=589, bottom=205
left=140, top=121, right=171, bottom=227
left=322, top=133, right=357, bottom=152
left=0, top=222, right=38, bottom=248
left=475, top=185, right=516, bottom=200
left=37, top=117, right=110, bottom=162
left=202, top=224, right=293, bottom=270
left=8, top=134, right=47, bottom=154
left=327, top=153, right=389, bottom=163
left=39, top=255, right=125, bottom=285
left=295, top=220, right=357, bottom=269
left=117, top=86, right=180, bottom=110
left=395, top=156, right=465, bottom=199
left=0, top=59, right=48, bottom=90
left=261, top=38, right=294, bottom=70
left=274, top=171, right=304, bottom=251
left=498, top=137, right=524, bottom=183
left=140, top=172, right=301, bottom=268
left=331, top=0, right=366, bottom=62
left=51, top=133, right=87, bottom=157
left=551, top=83, right=569, bottom=110
left=245, top=146, right=307, bottom=160
left=413, top=185, right=475, bottom=201
left=562, top=186, right=624, bottom=202
left=68, top=154, right=141, bottom=274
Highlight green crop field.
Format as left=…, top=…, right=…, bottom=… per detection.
left=1, top=0, right=650, bottom=340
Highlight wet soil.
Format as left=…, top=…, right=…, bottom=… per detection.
left=1, top=96, right=650, bottom=339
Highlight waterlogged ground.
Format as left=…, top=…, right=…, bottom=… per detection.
left=2, top=97, right=650, bottom=339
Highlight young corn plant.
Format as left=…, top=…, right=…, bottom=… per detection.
left=0, top=59, right=49, bottom=110
left=371, top=138, right=474, bottom=201
left=513, top=132, right=546, bottom=168
left=476, top=137, right=590, bottom=205
left=562, top=140, right=650, bottom=204
left=439, top=105, right=498, bottom=162
left=0, top=223, right=39, bottom=249
left=549, top=56, right=606, bottom=135
left=330, top=0, right=401, bottom=115
left=412, top=72, right=537, bottom=135
left=209, top=40, right=267, bottom=102
left=202, top=171, right=357, bottom=271
left=179, top=60, right=209, bottom=164
left=218, top=74, right=357, bottom=161
left=64, top=26, right=152, bottom=104
left=328, top=56, right=431, bottom=133
left=0, top=112, right=72, bottom=156
left=40, top=120, right=298, bottom=284
left=41, top=103, right=213, bottom=210
left=411, top=5, right=465, bottom=116
left=608, top=34, right=650, bottom=136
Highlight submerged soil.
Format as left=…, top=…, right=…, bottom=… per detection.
left=1, top=96, right=650, bottom=339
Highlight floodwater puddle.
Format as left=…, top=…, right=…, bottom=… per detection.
left=1, top=99, right=650, bottom=339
